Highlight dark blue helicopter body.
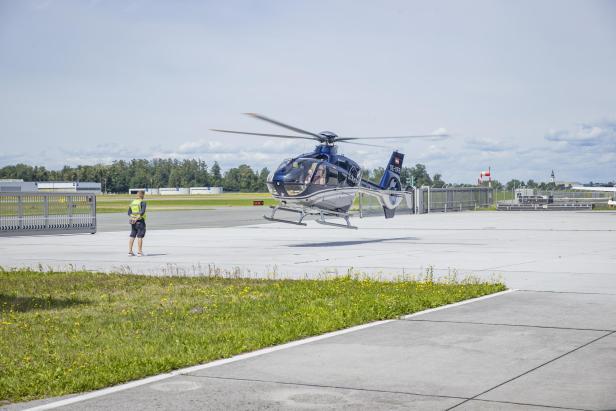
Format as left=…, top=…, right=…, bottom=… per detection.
left=267, top=144, right=404, bottom=216
left=212, top=113, right=445, bottom=228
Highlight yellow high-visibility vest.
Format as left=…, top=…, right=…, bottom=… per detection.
left=130, top=199, right=146, bottom=221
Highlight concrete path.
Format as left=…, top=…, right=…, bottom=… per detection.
left=2, top=210, right=615, bottom=410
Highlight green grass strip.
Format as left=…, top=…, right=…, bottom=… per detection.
left=0, top=270, right=505, bottom=403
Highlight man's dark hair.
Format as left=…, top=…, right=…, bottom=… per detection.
left=138, top=190, right=145, bottom=195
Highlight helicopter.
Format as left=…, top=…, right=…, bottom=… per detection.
left=212, top=113, right=447, bottom=229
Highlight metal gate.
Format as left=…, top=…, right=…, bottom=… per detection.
left=415, top=187, right=492, bottom=213
left=357, top=187, right=493, bottom=216
left=0, top=193, right=97, bottom=236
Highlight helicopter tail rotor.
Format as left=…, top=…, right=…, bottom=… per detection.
left=378, top=151, right=405, bottom=218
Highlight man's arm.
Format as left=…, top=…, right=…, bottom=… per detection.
left=139, top=202, right=147, bottom=215
left=127, top=206, right=132, bottom=216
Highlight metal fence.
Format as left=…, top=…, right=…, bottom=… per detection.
left=0, top=193, right=96, bottom=236
left=415, top=187, right=492, bottom=213
left=357, top=187, right=493, bottom=216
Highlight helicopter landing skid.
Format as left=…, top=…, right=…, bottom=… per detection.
left=263, top=205, right=308, bottom=226
left=315, top=210, right=358, bottom=230
left=264, top=205, right=357, bottom=229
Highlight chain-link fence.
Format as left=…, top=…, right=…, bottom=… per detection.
left=0, top=193, right=96, bottom=236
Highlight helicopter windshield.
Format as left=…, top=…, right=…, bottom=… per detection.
left=278, top=158, right=322, bottom=185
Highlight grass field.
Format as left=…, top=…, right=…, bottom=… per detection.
left=0, top=269, right=505, bottom=403
left=96, top=193, right=278, bottom=213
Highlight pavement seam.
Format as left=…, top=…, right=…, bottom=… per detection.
left=402, top=318, right=615, bottom=333
left=400, top=289, right=517, bottom=319
left=182, top=375, right=590, bottom=411
left=445, top=330, right=616, bottom=411
left=470, top=398, right=591, bottom=411
left=183, top=374, right=469, bottom=401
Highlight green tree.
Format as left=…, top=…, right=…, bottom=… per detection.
left=211, top=162, right=222, bottom=186
left=432, top=173, right=445, bottom=188
left=505, top=179, right=523, bottom=191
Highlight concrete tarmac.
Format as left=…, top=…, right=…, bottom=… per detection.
left=95, top=207, right=275, bottom=231
left=1, top=210, right=614, bottom=292
left=2, top=210, right=615, bottom=410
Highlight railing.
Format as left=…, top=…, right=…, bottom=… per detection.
left=0, top=193, right=96, bottom=236
left=496, top=203, right=593, bottom=211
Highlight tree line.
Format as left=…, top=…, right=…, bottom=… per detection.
left=0, top=159, right=449, bottom=193
left=2, top=159, right=596, bottom=193
left=0, top=159, right=270, bottom=193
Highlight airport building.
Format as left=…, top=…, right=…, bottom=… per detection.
left=36, top=181, right=102, bottom=193
left=0, top=179, right=37, bottom=192
left=128, top=188, right=160, bottom=195
left=0, top=180, right=102, bottom=194
left=128, top=187, right=223, bottom=195
left=189, top=186, right=223, bottom=195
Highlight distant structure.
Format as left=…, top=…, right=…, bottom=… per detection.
left=36, top=182, right=102, bottom=194
left=478, top=167, right=492, bottom=188
left=0, top=179, right=37, bottom=193
left=189, top=187, right=223, bottom=195
left=129, top=188, right=160, bottom=195
left=550, top=170, right=555, bottom=184
left=128, top=187, right=223, bottom=195
left=159, top=187, right=190, bottom=195
left=0, top=180, right=101, bottom=193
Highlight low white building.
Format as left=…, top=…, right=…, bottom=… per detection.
left=189, top=186, right=223, bottom=195
left=127, top=187, right=224, bottom=195
left=128, top=188, right=160, bottom=195
left=0, top=179, right=37, bottom=193
left=159, top=187, right=190, bottom=195
left=37, top=181, right=102, bottom=194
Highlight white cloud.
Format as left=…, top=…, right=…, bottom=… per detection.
left=544, top=121, right=616, bottom=147
left=465, top=137, right=515, bottom=152
left=177, top=140, right=225, bottom=154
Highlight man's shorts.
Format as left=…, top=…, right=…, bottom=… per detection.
left=130, top=220, right=146, bottom=238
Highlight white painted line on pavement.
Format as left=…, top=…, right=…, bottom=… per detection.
left=401, top=288, right=517, bottom=319
left=24, top=289, right=516, bottom=410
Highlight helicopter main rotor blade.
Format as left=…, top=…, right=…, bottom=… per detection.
left=337, top=134, right=449, bottom=141
left=339, top=140, right=386, bottom=148
left=210, top=129, right=319, bottom=141
left=244, top=113, right=325, bottom=141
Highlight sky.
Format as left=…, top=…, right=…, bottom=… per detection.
left=1, top=0, right=615, bottom=183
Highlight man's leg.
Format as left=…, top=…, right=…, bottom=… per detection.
left=129, top=237, right=135, bottom=253
left=137, top=238, right=143, bottom=254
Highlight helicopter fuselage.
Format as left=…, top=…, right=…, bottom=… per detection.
left=266, top=145, right=380, bottom=213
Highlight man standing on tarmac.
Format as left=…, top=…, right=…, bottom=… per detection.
left=128, top=190, right=147, bottom=256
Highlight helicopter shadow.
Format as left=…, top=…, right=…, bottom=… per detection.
left=289, top=236, right=418, bottom=248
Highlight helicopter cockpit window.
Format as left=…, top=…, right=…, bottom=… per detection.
left=278, top=158, right=321, bottom=185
